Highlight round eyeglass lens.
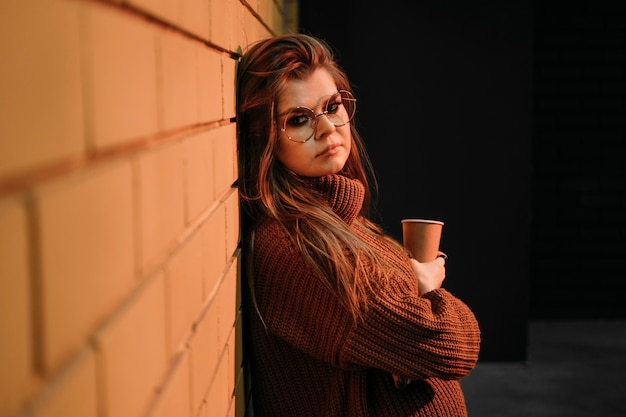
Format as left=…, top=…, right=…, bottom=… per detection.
left=281, top=90, right=356, bottom=143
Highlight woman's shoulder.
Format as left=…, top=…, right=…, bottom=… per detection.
left=251, top=217, right=310, bottom=274
left=255, top=215, right=287, bottom=235
left=253, top=216, right=295, bottom=251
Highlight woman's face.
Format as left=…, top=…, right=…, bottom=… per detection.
left=274, top=68, right=352, bottom=178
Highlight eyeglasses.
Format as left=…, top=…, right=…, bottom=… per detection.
left=280, top=90, right=356, bottom=143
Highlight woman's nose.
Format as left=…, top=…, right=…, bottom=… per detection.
left=313, top=114, right=336, bottom=139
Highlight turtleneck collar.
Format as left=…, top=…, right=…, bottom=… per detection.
left=306, top=174, right=365, bottom=225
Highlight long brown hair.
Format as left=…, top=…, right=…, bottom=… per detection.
left=237, top=34, right=403, bottom=321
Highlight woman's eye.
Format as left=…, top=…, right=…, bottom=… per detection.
left=286, top=112, right=311, bottom=127
left=326, top=99, right=342, bottom=114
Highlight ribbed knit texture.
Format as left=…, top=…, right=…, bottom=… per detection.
left=247, top=174, right=481, bottom=416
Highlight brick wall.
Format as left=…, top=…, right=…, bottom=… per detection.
left=531, top=0, right=626, bottom=318
left=0, top=1, right=296, bottom=416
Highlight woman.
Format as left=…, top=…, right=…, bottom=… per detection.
left=236, top=33, right=480, bottom=417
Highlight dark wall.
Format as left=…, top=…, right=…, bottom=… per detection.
left=300, top=0, right=626, bottom=362
left=300, top=1, right=533, bottom=361
left=531, top=1, right=626, bottom=319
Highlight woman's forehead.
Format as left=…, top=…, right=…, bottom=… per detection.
left=278, top=69, right=338, bottom=111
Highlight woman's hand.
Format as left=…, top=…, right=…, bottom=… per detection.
left=409, top=252, right=447, bottom=295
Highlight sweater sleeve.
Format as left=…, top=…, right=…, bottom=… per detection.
left=340, top=284, right=481, bottom=381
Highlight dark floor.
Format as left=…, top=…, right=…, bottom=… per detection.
left=460, top=320, right=626, bottom=417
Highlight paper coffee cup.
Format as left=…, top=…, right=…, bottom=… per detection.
left=401, top=219, right=444, bottom=262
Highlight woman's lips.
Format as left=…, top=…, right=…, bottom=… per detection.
left=318, top=143, right=340, bottom=156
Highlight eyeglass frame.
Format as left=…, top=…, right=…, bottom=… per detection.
left=278, top=90, right=357, bottom=143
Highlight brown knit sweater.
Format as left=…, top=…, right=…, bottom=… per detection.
left=246, top=174, right=481, bottom=417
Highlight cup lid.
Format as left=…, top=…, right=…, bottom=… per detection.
left=401, top=218, right=444, bottom=225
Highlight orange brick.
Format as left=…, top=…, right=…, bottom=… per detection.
left=258, top=0, right=281, bottom=28
left=160, top=31, right=199, bottom=131
left=36, top=160, right=135, bottom=373
left=165, top=233, right=204, bottom=355
left=212, top=125, right=236, bottom=197
left=0, top=0, right=84, bottom=178
left=127, top=0, right=179, bottom=25
left=206, top=348, right=230, bottom=417
left=188, top=301, right=218, bottom=413
left=95, top=272, right=167, bottom=417
left=136, top=142, right=185, bottom=273
left=197, top=48, right=222, bottom=124
left=224, top=189, right=240, bottom=259
left=238, top=2, right=264, bottom=51
left=183, top=130, right=215, bottom=223
left=201, top=205, right=227, bottom=299
left=217, top=263, right=237, bottom=348
left=222, top=57, right=237, bottom=121
left=84, top=2, right=159, bottom=148
left=179, top=0, right=210, bottom=40
left=209, top=0, right=235, bottom=51
left=231, top=1, right=248, bottom=49
left=226, top=324, right=236, bottom=402
left=0, top=198, right=33, bottom=417
left=150, top=352, right=191, bottom=417
left=30, top=349, right=98, bottom=417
